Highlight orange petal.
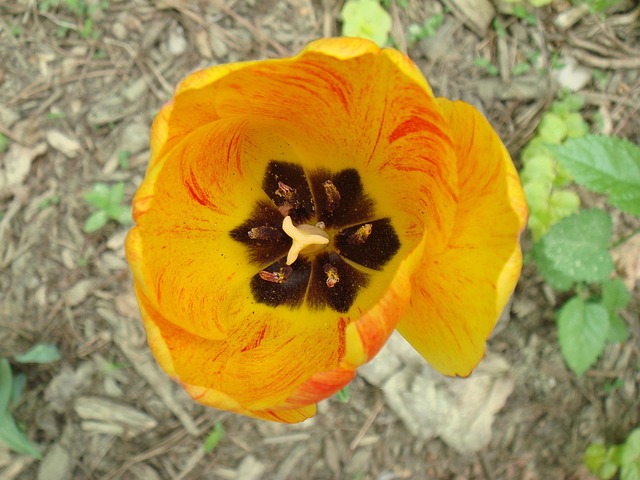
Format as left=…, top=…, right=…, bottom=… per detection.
left=396, top=99, right=527, bottom=377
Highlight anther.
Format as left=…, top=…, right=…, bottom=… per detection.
left=258, top=266, right=293, bottom=284
left=322, top=180, right=341, bottom=213
left=276, top=181, right=299, bottom=207
left=347, top=223, right=373, bottom=245
left=323, top=264, right=340, bottom=288
left=282, top=216, right=330, bottom=265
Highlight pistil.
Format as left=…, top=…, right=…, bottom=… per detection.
left=282, top=216, right=329, bottom=265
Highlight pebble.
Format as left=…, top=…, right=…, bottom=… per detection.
left=47, top=130, right=81, bottom=158
left=168, top=26, right=188, bottom=56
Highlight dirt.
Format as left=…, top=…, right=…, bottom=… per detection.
left=0, top=0, right=639, bottom=479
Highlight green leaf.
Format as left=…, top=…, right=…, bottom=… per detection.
left=521, top=154, right=556, bottom=184
left=538, top=112, right=567, bottom=144
left=585, top=443, right=608, bottom=474
left=84, top=183, right=110, bottom=209
left=532, top=242, right=574, bottom=291
left=0, top=359, right=11, bottom=414
left=11, top=373, right=27, bottom=406
left=0, top=360, right=42, bottom=458
left=564, top=112, right=589, bottom=138
left=203, top=422, right=225, bottom=453
left=108, top=182, right=125, bottom=207
left=335, top=385, right=351, bottom=403
left=548, top=190, right=580, bottom=224
left=552, top=94, right=585, bottom=115
left=14, top=344, right=61, bottom=364
left=550, top=135, right=640, bottom=216
left=622, top=462, right=640, bottom=480
left=602, top=279, right=631, bottom=343
left=557, top=297, right=609, bottom=376
left=622, top=429, right=640, bottom=466
left=539, top=209, right=614, bottom=284
left=84, top=210, right=109, bottom=233
left=340, top=0, right=392, bottom=47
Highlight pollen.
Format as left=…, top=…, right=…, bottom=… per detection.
left=282, top=215, right=330, bottom=265
left=347, top=223, right=373, bottom=245
left=323, top=264, right=340, bottom=288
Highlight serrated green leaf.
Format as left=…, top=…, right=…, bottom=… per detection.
left=548, top=190, right=580, bottom=224
left=622, top=462, right=640, bottom=480
left=538, top=113, right=568, bottom=144
left=203, top=422, right=225, bottom=453
left=524, top=181, right=550, bottom=211
left=84, top=210, right=109, bottom=233
left=340, top=0, right=392, bottom=47
left=557, top=297, right=609, bottom=376
left=522, top=137, right=553, bottom=164
left=539, top=209, right=614, bottom=284
left=532, top=242, right=574, bottom=290
left=601, top=461, right=620, bottom=480
left=14, top=344, right=61, bottom=364
left=622, top=429, right=640, bottom=465
left=564, top=112, right=589, bottom=138
left=585, top=443, right=609, bottom=475
left=602, top=279, right=631, bottom=343
left=552, top=94, right=585, bottom=115
left=521, top=154, right=556, bottom=184
left=607, top=313, right=629, bottom=343
left=550, top=135, right=640, bottom=216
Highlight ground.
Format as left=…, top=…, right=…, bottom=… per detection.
left=0, top=0, right=639, bottom=479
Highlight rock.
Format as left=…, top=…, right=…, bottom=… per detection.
left=37, top=444, right=71, bottom=480
left=168, top=26, right=188, bottom=56
left=0, top=142, right=47, bottom=194
left=360, top=332, right=514, bottom=454
left=441, top=0, right=495, bottom=36
left=236, top=455, right=266, bottom=480
left=120, top=122, right=149, bottom=156
left=555, top=56, right=592, bottom=92
left=64, top=279, right=96, bottom=307
left=46, top=130, right=81, bottom=158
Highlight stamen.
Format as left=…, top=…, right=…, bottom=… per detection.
left=323, top=180, right=341, bottom=213
left=347, top=223, right=373, bottom=245
left=248, top=225, right=282, bottom=241
left=282, top=216, right=330, bottom=265
left=323, top=264, right=340, bottom=288
left=276, top=181, right=299, bottom=207
left=258, top=266, right=293, bottom=284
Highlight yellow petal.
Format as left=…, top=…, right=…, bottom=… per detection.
left=396, top=99, right=527, bottom=376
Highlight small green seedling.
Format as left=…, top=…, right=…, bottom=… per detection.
left=407, top=13, right=444, bottom=43
left=335, top=385, right=351, bottom=403
left=0, top=359, right=42, bottom=458
left=83, top=182, right=132, bottom=233
left=473, top=57, right=499, bottom=76
left=585, top=428, right=640, bottom=480
left=0, top=133, right=8, bottom=153
left=203, top=422, right=225, bottom=453
left=14, top=344, right=62, bottom=364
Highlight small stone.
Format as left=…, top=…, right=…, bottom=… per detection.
left=555, top=56, right=592, bottom=92
left=112, top=22, right=127, bottom=40
left=46, top=130, right=81, bottom=158
left=64, top=279, right=96, bottom=307
left=168, top=26, right=188, bottom=56
left=37, top=444, right=71, bottom=480
left=123, top=78, right=148, bottom=103
left=120, top=122, right=149, bottom=155
left=236, top=456, right=266, bottom=480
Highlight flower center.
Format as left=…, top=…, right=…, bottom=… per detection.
left=230, top=161, right=400, bottom=313
left=281, top=216, right=329, bottom=265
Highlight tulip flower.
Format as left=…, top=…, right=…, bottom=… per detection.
left=125, top=38, right=527, bottom=423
